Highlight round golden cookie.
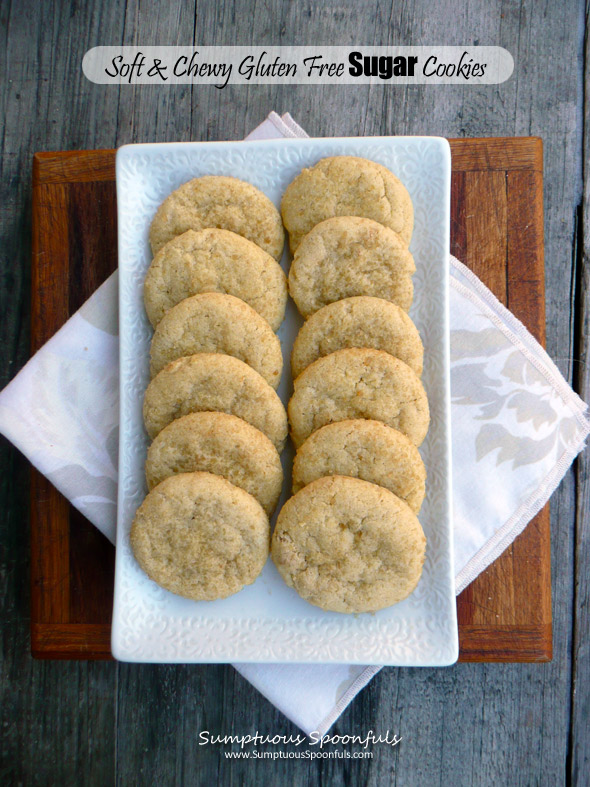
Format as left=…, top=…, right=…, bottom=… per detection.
left=291, top=296, right=423, bottom=378
left=131, top=472, right=270, bottom=601
left=292, top=420, right=426, bottom=514
left=281, top=156, right=414, bottom=253
left=149, top=176, right=284, bottom=259
left=288, top=216, right=415, bottom=318
left=145, top=412, right=283, bottom=515
left=271, top=475, right=426, bottom=613
left=143, top=353, right=288, bottom=451
left=144, top=229, right=287, bottom=330
left=149, top=292, right=283, bottom=386
left=288, top=348, right=430, bottom=448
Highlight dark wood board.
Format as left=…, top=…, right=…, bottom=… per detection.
left=29, top=137, right=550, bottom=662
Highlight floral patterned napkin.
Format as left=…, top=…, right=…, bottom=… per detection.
left=0, top=113, right=587, bottom=736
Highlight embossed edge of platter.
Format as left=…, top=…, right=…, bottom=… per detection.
left=111, top=136, right=458, bottom=666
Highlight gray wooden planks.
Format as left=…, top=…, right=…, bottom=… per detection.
left=569, top=2, right=590, bottom=783
left=0, top=0, right=588, bottom=785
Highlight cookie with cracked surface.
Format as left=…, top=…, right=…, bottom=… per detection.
left=291, top=295, right=423, bottom=378
left=145, top=412, right=283, bottom=515
left=281, top=156, right=414, bottom=253
left=131, top=471, right=270, bottom=601
left=288, top=347, right=429, bottom=448
left=149, top=292, right=283, bottom=386
left=144, top=229, right=287, bottom=330
left=271, top=475, right=426, bottom=613
left=288, top=216, right=415, bottom=317
left=149, top=176, right=284, bottom=260
left=143, top=353, right=288, bottom=451
left=292, top=419, right=426, bottom=513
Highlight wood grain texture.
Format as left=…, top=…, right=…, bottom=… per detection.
left=30, top=156, right=118, bottom=660
left=449, top=136, right=543, bottom=172
left=1, top=0, right=587, bottom=785
left=569, top=2, right=590, bottom=782
left=451, top=138, right=552, bottom=663
left=31, top=624, right=112, bottom=659
left=33, top=150, right=116, bottom=184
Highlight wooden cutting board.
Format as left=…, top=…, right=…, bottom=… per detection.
left=30, top=138, right=551, bottom=661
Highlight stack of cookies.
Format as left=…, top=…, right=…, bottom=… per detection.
left=131, top=176, right=288, bottom=602
left=272, top=156, right=429, bottom=614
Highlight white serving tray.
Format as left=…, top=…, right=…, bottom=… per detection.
left=112, top=136, right=458, bottom=665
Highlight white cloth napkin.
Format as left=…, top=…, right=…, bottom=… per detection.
left=1, top=112, right=588, bottom=737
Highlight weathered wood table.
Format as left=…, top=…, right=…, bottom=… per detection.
left=1, top=1, right=588, bottom=784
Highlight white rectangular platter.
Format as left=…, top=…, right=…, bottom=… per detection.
left=112, top=136, right=458, bottom=665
